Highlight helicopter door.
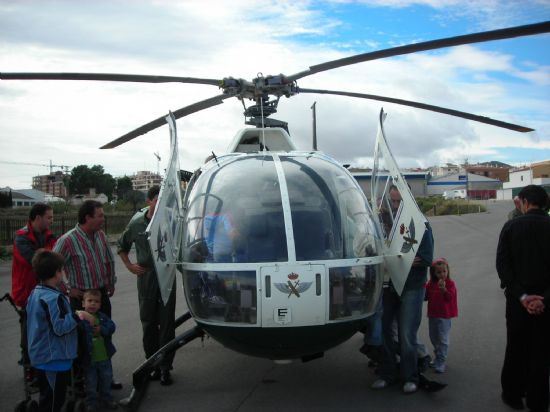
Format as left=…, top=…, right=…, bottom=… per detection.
left=147, top=113, right=184, bottom=305
left=260, top=264, right=326, bottom=327
left=371, top=110, right=428, bottom=296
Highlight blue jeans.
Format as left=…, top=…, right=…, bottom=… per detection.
left=380, top=285, right=425, bottom=383
left=86, top=359, right=113, bottom=406
left=364, top=292, right=383, bottom=346
left=429, top=318, right=451, bottom=365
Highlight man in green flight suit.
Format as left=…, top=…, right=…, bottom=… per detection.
left=117, top=186, right=176, bottom=386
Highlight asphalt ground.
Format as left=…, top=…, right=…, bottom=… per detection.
left=0, top=200, right=532, bottom=411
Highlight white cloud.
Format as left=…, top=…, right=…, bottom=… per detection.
left=0, top=0, right=548, bottom=189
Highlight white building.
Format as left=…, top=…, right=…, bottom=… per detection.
left=430, top=163, right=465, bottom=178
left=498, top=160, right=550, bottom=199
left=0, top=188, right=64, bottom=208
left=131, top=171, right=162, bottom=192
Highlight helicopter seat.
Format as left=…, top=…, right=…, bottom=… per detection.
left=292, top=210, right=331, bottom=261
left=245, top=212, right=286, bottom=262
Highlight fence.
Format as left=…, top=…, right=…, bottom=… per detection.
left=0, top=214, right=133, bottom=245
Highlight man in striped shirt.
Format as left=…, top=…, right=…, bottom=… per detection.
left=54, top=200, right=116, bottom=315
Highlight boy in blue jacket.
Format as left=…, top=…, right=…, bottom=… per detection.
left=78, top=289, right=117, bottom=411
left=27, top=249, right=80, bottom=412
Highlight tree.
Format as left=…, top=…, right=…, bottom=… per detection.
left=68, top=164, right=116, bottom=200
left=124, top=190, right=146, bottom=212
left=116, top=176, right=133, bottom=200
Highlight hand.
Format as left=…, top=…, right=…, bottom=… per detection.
left=521, top=295, right=545, bottom=315
left=438, top=279, right=446, bottom=290
left=69, top=288, right=83, bottom=300
left=76, top=310, right=94, bottom=325
left=92, top=325, right=101, bottom=336
left=412, top=257, right=422, bottom=266
left=107, top=284, right=115, bottom=297
left=127, top=263, right=147, bottom=276
left=528, top=299, right=545, bottom=315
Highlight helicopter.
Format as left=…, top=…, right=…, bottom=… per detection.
left=2, top=20, right=549, bottom=411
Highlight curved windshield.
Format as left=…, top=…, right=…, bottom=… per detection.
left=281, top=156, right=379, bottom=260
left=182, top=154, right=379, bottom=264
left=182, top=156, right=288, bottom=263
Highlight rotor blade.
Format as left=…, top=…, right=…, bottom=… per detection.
left=298, top=88, right=534, bottom=133
left=100, top=94, right=232, bottom=149
left=0, top=72, right=221, bottom=86
left=287, top=21, right=550, bottom=82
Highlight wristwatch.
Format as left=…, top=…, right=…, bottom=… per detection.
left=519, top=293, right=527, bottom=302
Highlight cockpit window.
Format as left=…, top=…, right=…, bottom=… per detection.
left=182, top=154, right=378, bottom=264
left=281, top=156, right=379, bottom=260
left=183, top=156, right=288, bottom=263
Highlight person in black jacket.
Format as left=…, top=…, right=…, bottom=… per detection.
left=496, top=185, right=550, bottom=412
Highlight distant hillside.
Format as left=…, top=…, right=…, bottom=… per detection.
left=474, top=160, right=512, bottom=168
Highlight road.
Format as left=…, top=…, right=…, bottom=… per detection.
left=0, top=200, right=522, bottom=411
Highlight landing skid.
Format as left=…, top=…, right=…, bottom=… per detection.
left=119, top=312, right=204, bottom=411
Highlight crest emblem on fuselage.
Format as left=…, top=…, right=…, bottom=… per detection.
left=400, top=218, right=418, bottom=253
left=155, top=229, right=168, bottom=262
left=274, top=273, right=312, bottom=298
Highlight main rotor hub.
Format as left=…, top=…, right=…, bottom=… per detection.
left=220, top=74, right=298, bottom=126
left=220, top=74, right=296, bottom=98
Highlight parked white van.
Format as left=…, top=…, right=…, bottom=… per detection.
left=443, top=189, right=467, bottom=200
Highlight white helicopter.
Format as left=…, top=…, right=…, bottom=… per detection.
left=2, top=20, right=548, bottom=410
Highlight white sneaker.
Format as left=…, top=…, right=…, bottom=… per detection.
left=403, top=382, right=418, bottom=394
left=371, top=379, right=389, bottom=389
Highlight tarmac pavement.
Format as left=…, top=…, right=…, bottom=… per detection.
left=0, top=200, right=527, bottom=411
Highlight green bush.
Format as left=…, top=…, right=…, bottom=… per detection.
left=416, top=196, right=444, bottom=214
left=112, top=200, right=147, bottom=212
left=48, top=201, right=73, bottom=214
left=416, top=197, right=486, bottom=216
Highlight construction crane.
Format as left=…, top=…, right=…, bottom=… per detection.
left=0, top=160, right=71, bottom=174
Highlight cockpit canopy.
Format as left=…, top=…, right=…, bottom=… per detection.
left=183, top=153, right=380, bottom=264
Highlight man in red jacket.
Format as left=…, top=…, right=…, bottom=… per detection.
left=11, top=203, right=56, bottom=377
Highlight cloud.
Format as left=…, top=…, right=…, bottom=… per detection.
left=0, top=0, right=548, bottom=189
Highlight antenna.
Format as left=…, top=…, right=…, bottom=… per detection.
left=311, top=101, right=317, bottom=150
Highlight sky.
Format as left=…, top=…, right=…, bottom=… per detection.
left=1, top=0, right=549, bottom=189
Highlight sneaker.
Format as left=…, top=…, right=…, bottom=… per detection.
left=403, top=382, right=418, bottom=394
left=417, top=355, right=431, bottom=373
left=434, top=363, right=446, bottom=373
left=101, top=400, right=119, bottom=410
left=371, top=379, right=389, bottom=389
